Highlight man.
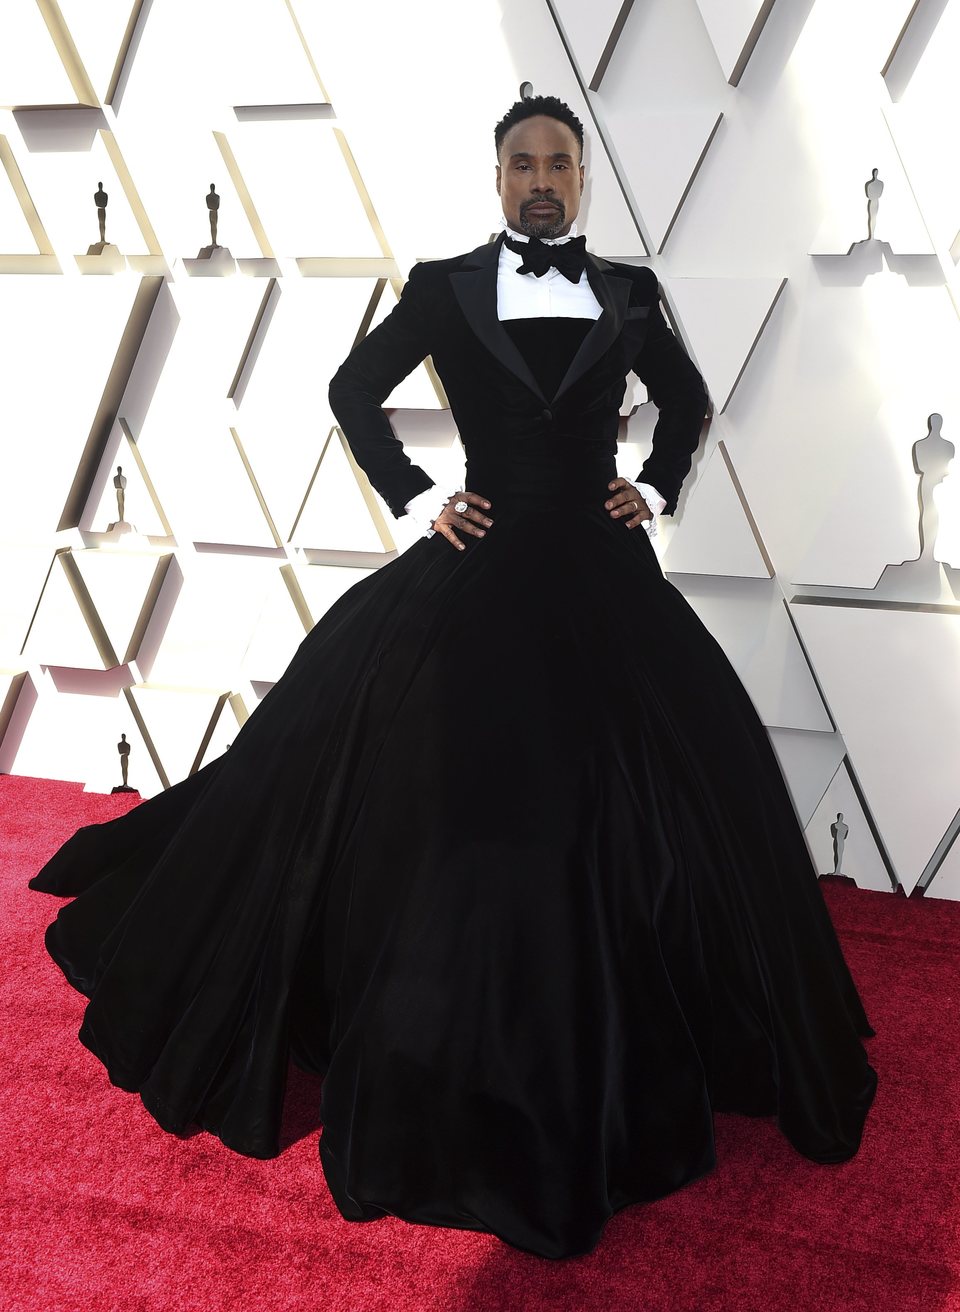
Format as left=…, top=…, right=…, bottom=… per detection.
left=29, top=98, right=875, bottom=1267
left=328, top=94, right=709, bottom=552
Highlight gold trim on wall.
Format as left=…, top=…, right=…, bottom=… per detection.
left=34, top=0, right=98, bottom=106
left=0, top=134, right=59, bottom=272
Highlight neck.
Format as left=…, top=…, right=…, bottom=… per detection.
left=500, top=216, right=579, bottom=245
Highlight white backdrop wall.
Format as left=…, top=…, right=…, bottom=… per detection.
left=1, top=0, right=959, bottom=899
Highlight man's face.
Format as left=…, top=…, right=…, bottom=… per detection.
left=495, top=115, right=584, bottom=239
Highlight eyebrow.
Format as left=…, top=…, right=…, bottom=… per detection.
left=509, top=151, right=574, bottom=160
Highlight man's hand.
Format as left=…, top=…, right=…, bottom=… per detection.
left=433, top=490, right=494, bottom=551
left=604, top=477, right=652, bottom=529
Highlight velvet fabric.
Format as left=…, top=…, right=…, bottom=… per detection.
left=501, top=317, right=594, bottom=399
left=30, top=238, right=878, bottom=1261
left=325, top=231, right=708, bottom=518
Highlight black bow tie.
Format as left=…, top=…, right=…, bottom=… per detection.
left=503, top=233, right=588, bottom=284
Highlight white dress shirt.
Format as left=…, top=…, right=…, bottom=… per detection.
left=403, top=216, right=666, bottom=539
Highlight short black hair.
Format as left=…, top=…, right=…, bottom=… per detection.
left=494, top=95, right=584, bottom=164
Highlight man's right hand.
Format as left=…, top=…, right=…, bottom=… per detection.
left=432, top=491, right=494, bottom=551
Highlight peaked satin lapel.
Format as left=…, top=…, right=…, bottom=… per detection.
left=553, top=252, right=631, bottom=404
left=448, top=234, right=633, bottom=406
left=449, top=233, right=548, bottom=403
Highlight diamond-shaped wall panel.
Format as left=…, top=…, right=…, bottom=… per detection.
left=805, top=760, right=895, bottom=893
left=666, top=577, right=833, bottom=733
left=663, top=276, right=787, bottom=413
left=791, top=602, right=960, bottom=895
left=662, top=441, right=772, bottom=579
left=292, top=429, right=395, bottom=554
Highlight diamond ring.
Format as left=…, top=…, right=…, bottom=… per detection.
left=453, top=500, right=469, bottom=514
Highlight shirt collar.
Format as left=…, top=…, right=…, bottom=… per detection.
left=498, top=214, right=580, bottom=245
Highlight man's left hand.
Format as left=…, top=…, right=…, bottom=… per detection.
left=604, top=477, right=652, bottom=529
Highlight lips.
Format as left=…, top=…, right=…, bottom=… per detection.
left=526, top=203, right=558, bottom=214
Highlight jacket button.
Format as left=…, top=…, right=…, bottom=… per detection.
left=541, top=408, right=553, bottom=421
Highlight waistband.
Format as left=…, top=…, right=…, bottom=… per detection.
left=464, top=450, right=619, bottom=511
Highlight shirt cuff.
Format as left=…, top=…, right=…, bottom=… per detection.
left=623, top=478, right=667, bottom=539
left=403, top=484, right=456, bottom=539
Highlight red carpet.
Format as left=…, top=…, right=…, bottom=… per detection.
left=2, top=772, right=958, bottom=1312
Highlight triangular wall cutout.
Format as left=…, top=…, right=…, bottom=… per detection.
left=84, top=418, right=174, bottom=539
left=550, top=0, right=637, bottom=90
left=791, top=600, right=960, bottom=894
left=767, top=727, right=846, bottom=828
left=227, top=124, right=385, bottom=261
left=291, top=426, right=396, bottom=553
left=10, top=671, right=165, bottom=798
left=98, top=129, right=163, bottom=261
left=128, top=685, right=230, bottom=787
left=0, top=135, right=57, bottom=271
left=185, top=425, right=281, bottom=551
left=667, top=576, right=833, bottom=732
left=54, top=0, right=144, bottom=106
left=692, top=0, right=777, bottom=85
left=603, top=108, right=722, bottom=252
left=21, top=548, right=172, bottom=670
left=664, top=276, right=786, bottom=412
left=662, top=440, right=773, bottom=578
left=69, top=549, right=173, bottom=668
left=0, top=0, right=95, bottom=107
left=22, top=552, right=112, bottom=670
left=805, top=759, right=896, bottom=892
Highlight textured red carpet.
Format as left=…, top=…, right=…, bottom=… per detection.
left=2, top=772, right=958, bottom=1312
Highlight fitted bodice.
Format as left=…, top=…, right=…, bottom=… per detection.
left=500, top=316, right=594, bottom=402
left=465, top=316, right=616, bottom=512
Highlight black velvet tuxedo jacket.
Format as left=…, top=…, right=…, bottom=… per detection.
left=328, top=230, right=709, bottom=519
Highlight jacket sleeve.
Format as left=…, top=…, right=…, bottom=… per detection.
left=630, top=275, right=710, bottom=516
left=328, top=261, right=438, bottom=517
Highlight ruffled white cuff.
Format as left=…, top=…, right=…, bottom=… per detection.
left=403, top=484, right=457, bottom=539
left=623, top=478, right=667, bottom=539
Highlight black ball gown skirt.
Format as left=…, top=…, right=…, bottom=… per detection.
left=29, top=437, right=878, bottom=1262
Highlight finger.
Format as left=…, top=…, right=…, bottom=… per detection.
left=448, top=511, right=486, bottom=537
left=437, top=523, right=466, bottom=551
left=624, top=508, right=653, bottom=529
left=458, top=493, right=494, bottom=527
left=606, top=494, right=644, bottom=519
left=448, top=505, right=488, bottom=537
left=460, top=506, right=494, bottom=527
left=604, top=484, right=636, bottom=514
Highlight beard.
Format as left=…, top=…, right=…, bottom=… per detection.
left=518, top=201, right=566, bottom=239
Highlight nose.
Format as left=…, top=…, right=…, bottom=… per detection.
left=525, top=166, right=557, bottom=195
